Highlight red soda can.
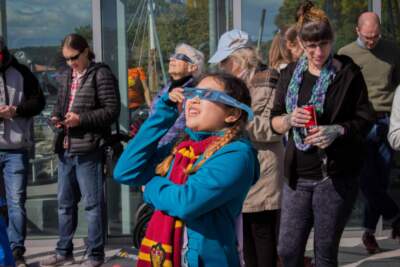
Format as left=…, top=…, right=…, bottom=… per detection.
left=303, top=105, right=317, bottom=128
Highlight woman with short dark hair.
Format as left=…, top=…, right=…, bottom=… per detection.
left=270, top=2, right=375, bottom=266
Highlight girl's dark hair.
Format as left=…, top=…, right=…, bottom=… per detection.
left=195, top=72, right=251, bottom=122
left=61, top=33, right=95, bottom=60
left=296, top=1, right=334, bottom=42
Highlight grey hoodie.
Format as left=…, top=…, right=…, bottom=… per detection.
left=0, top=48, right=45, bottom=150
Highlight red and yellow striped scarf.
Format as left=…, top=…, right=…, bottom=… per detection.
left=137, top=136, right=217, bottom=267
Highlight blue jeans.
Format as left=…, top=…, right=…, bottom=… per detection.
left=359, top=116, right=399, bottom=231
left=0, top=150, right=28, bottom=253
left=56, top=150, right=105, bottom=261
left=278, top=177, right=358, bottom=267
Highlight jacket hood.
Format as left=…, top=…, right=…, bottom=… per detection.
left=0, top=49, right=14, bottom=72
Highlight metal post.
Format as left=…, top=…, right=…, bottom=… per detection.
left=256, top=9, right=266, bottom=52
left=50, top=158, right=54, bottom=179
left=209, top=0, right=217, bottom=58
left=117, top=0, right=129, bottom=133
left=232, top=0, right=241, bottom=29
left=372, top=0, right=382, bottom=20
left=148, top=0, right=167, bottom=86
left=225, top=0, right=231, bottom=31
left=0, top=0, right=6, bottom=41
left=31, top=162, right=36, bottom=184
left=92, top=0, right=103, bottom=62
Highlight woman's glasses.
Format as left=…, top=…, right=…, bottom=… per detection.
left=64, top=51, right=82, bottom=62
left=183, top=87, right=254, bottom=121
left=302, top=40, right=331, bottom=51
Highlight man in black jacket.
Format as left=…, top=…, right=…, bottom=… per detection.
left=0, top=36, right=45, bottom=267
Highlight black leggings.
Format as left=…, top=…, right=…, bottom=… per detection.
left=243, top=210, right=279, bottom=267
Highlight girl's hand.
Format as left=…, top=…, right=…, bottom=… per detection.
left=288, top=107, right=312, bottom=128
left=304, top=125, right=345, bottom=149
left=168, top=87, right=184, bottom=104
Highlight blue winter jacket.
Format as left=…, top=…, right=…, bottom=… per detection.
left=114, top=93, right=260, bottom=267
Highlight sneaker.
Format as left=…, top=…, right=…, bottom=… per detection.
left=13, top=248, right=27, bottom=267
left=362, top=232, right=381, bottom=254
left=392, top=217, right=400, bottom=240
left=40, top=254, right=75, bottom=267
left=79, top=259, right=104, bottom=267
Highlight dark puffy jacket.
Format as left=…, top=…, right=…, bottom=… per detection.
left=52, top=62, right=121, bottom=155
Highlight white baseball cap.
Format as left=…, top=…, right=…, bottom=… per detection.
left=208, top=29, right=252, bottom=63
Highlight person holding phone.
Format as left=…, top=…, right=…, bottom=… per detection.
left=41, top=34, right=120, bottom=267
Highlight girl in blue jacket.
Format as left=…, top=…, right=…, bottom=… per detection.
left=114, top=72, right=259, bottom=267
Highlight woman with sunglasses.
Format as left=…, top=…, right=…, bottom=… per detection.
left=270, top=2, right=375, bottom=266
left=40, top=33, right=120, bottom=267
left=147, top=43, right=204, bottom=146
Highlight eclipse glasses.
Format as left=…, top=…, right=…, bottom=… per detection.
left=183, top=87, right=254, bottom=121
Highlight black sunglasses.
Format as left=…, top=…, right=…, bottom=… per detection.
left=64, top=51, right=82, bottom=62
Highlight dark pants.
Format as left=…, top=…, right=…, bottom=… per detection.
left=278, top=177, right=357, bottom=267
left=360, top=116, right=399, bottom=231
left=243, top=210, right=279, bottom=267
left=56, top=150, right=105, bottom=261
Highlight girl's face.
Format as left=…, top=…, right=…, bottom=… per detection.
left=300, top=39, right=332, bottom=69
left=62, top=46, right=89, bottom=73
left=185, top=77, right=240, bottom=132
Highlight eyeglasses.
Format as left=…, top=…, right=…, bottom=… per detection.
left=64, top=51, right=82, bottom=62
left=170, top=53, right=194, bottom=64
left=302, top=40, right=331, bottom=51
left=183, top=87, right=254, bottom=121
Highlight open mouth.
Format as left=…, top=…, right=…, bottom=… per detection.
left=188, top=107, right=200, bottom=117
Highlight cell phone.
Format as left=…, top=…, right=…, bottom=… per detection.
left=46, top=117, right=64, bottom=133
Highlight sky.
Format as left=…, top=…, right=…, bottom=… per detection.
left=6, top=0, right=92, bottom=49
left=241, top=0, right=283, bottom=42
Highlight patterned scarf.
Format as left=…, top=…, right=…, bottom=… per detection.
left=137, top=136, right=217, bottom=267
left=285, top=55, right=336, bottom=151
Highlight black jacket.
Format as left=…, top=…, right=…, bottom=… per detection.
left=52, top=62, right=121, bottom=155
left=271, top=55, right=375, bottom=188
